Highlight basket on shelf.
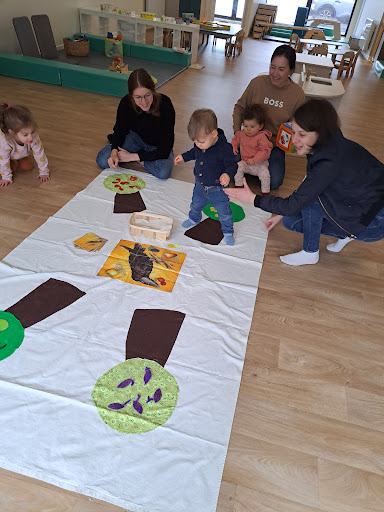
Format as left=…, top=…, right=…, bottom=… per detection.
left=63, top=37, right=90, bottom=57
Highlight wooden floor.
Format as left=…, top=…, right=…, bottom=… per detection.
left=1, top=38, right=384, bottom=512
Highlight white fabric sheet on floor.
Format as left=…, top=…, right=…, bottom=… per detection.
left=0, top=170, right=270, bottom=512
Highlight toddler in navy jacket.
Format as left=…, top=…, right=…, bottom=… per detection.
left=174, top=109, right=238, bottom=245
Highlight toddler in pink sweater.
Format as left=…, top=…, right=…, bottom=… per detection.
left=0, top=103, right=50, bottom=187
left=232, top=104, right=272, bottom=194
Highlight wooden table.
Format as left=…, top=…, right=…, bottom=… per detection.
left=327, top=47, right=353, bottom=61
left=295, top=53, right=334, bottom=78
left=200, top=23, right=242, bottom=45
left=300, top=38, right=347, bottom=52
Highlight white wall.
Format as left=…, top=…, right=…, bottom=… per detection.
left=0, top=0, right=144, bottom=54
left=355, top=0, right=383, bottom=36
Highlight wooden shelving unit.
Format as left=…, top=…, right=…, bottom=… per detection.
left=253, top=4, right=277, bottom=40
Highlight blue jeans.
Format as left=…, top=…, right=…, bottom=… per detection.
left=237, top=147, right=285, bottom=189
left=96, top=131, right=174, bottom=180
left=188, top=181, right=233, bottom=235
left=282, top=200, right=384, bottom=252
left=269, top=146, right=285, bottom=189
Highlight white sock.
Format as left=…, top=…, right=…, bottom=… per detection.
left=280, top=250, right=319, bottom=266
left=327, top=237, right=353, bottom=252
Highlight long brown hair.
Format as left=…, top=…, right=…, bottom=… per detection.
left=0, top=103, right=37, bottom=134
left=128, top=68, right=159, bottom=116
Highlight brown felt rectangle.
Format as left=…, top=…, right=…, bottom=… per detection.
left=184, top=217, right=223, bottom=245
left=6, top=278, right=85, bottom=328
left=126, top=309, right=185, bottom=366
left=114, top=192, right=146, bottom=213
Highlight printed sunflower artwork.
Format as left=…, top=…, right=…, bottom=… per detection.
left=73, top=233, right=108, bottom=252
left=97, top=241, right=186, bottom=292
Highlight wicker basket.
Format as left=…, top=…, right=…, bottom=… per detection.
left=63, top=38, right=89, bottom=57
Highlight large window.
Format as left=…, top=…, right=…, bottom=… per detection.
left=214, top=0, right=246, bottom=21
left=307, top=0, right=356, bottom=35
left=256, top=0, right=357, bottom=36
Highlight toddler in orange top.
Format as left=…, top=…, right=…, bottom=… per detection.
left=0, top=103, right=50, bottom=187
left=232, top=104, right=272, bottom=194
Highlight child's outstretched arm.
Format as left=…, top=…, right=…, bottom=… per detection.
left=0, top=140, right=13, bottom=186
left=31, top=135, right=50, bottom=183
left=219, top=173, right=230, bottom=186
left=174, top=154, right=184, bottom=166
left=231, top=131, right=241, bottom=155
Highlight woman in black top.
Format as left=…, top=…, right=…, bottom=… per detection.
left=225, top=99, right=384, bottom=266
left=96, top=68, right=175, bottom=179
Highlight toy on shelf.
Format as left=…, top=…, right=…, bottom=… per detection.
left=109, top=57, right=129, bottom=73
left=118, top=9, right=136, bottom=17
left=197, top=20, right=231, bottom=30
left=100, top=4, right=118, bottom=14
left=140, top=12, right=156, bottom=20
left=276, top=123, right=296, bottom=153
left=129, top=212, right=174, bottom=241
left=182, top=12, right=195, bottom=22
left=161, top=15, right=175, bottom=23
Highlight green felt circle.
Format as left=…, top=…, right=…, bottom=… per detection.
left=203, top=202, right=245, bottom=223
left=103, top=174, right=146, bottom=194
left=0, top=311, right=25, bottom=361
left=92, top=358, right=179, bottom=434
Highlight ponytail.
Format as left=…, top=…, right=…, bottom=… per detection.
left=0, top=103, right=37, bottom=134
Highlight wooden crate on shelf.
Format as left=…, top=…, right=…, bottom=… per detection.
left=253, top=4, right=277, bottom=39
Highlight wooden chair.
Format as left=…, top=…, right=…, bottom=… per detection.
left=333, top=50, right=356, bottom=79
left=225, top=29, right=244, bottom=58
left=309, top=43, right=329, bottom=56
left=302, top=29, right=325, bottom=52
left=349, top=49, right=360, bottom=77
left=289, top=33, right=300, bottom=52
left=304, top=29, right=326, bottom=40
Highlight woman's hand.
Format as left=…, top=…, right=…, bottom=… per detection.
left=37, top=174, right=50, bottom=183
left=108, top=149, right=119, bottom=169
left=224, top=178, right=256, bottom=204
left=0, top=179, right=12, bottom=187
left=117, top=147, right=140, bottom=163
left=174, top=154, right=184, bottom=166
left=264, top=215, right=283, bottom=231
left=220, top=173, right=230, bottom=187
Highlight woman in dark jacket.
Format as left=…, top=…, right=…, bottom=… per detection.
left=225, top=98, right=384, bottom=266
left=96, top=68, right=175, bottom=179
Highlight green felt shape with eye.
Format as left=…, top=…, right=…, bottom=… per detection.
left=0, top=311, right=25, bottom=361
left=92, top=358, right=179, bottom=434
left=203, top=202, right=245, bottom=222
left=104, top=174, right=146, bottom=194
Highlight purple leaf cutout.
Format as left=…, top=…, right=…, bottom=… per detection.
left=133, top=394, right=143, bottom=414
left=153, top=388, right=162, bottom=403
left=117, top=378, right=134, bottom=389
left=108, top=399, right=131, bottom=410
left=144, top=367, right=152, bottom=385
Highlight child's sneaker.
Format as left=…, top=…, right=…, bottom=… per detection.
left=182, top=218, right=198, bottom=229
left=224, top=233, right=235, bottom=246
